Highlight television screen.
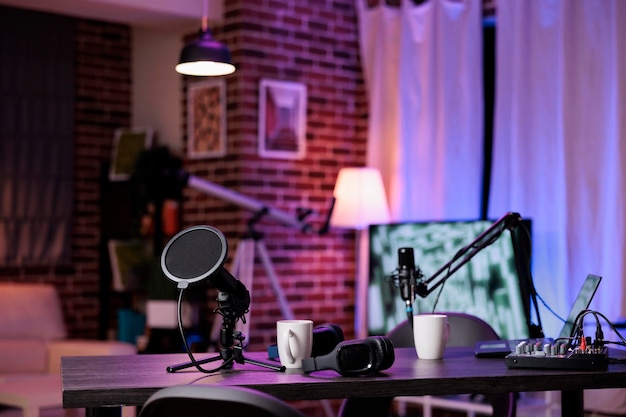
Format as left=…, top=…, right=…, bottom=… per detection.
left=367, top=219, right=531, bottom=339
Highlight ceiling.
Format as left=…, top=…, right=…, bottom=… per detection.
left=0, top=0, right=223, bottom=29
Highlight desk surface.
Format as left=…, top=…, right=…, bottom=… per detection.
left=61, top=347, right=626, bottom=409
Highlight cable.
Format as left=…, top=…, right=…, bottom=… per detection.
left=569, top=309, right=626, bottom=350
left=534, top=291, right=567, bottom=324
left=176, top=288, right=232, bottom=373
left=430, top=247, right=463, bottom=313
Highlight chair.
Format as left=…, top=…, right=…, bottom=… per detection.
left=389, top=313, right=516, bottom=417
left=387, top=312, right=502, bottom=348
left=139, top=385, right=306, bottom=417
left=0, top=283, right=136, bottom=417
left=338, top=312, right=516, bottom=417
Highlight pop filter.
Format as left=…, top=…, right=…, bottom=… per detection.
left=160, top=225, right=250, bottom=317
left=161, top=225, right=227, bottom=286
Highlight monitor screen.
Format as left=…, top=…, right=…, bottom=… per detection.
left=367, top=219, right=531, bottom=339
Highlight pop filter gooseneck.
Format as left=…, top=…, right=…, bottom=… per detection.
left=161, top=225, right=284, bottom=373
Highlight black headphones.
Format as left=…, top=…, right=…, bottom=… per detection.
left=301, top=336, right=395, bottom=376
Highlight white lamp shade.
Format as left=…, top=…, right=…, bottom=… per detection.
left=330, top=167, right=391, bottom=230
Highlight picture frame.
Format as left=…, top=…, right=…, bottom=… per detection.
left=109, top=127, right=153, bottom=181
left=108, top=240, right=152, bottom=292
left=187, top=79, right=227, bottom=158
left=258, top=79, right=307, bottom=160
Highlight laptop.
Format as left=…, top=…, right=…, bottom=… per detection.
left=474, top=273, right=602, bottom=357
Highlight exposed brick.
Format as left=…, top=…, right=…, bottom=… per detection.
left=178, top=0, right=366, bottom=357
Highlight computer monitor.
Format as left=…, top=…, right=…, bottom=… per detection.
left=367, top=219, right=532, bottom=339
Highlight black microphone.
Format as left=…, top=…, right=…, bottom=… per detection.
left=397, top=247, right=416, bottom=303
left=396, top=247, right=420, bottom=325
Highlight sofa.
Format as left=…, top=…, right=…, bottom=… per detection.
left=0, top=283, right=136, bottom=417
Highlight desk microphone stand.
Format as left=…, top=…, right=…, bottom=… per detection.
left=166, top=291, right=285, bottom=373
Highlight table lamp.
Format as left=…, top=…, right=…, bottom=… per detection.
left=330, top=167, right=390, bottom=338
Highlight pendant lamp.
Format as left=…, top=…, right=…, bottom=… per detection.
left=175, top=2, right=235, bottom=76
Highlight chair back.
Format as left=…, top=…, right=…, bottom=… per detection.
left=139, top=385, right=306, bottom=417
left=387, top=312, right=500, bottom=348
left=385, top=312, right=517, bottom=417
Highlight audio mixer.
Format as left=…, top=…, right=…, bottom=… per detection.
left=504, top=340, right=609, bottom=371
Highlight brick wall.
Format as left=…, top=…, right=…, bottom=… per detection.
left=185, top=3, right=364, bottom=414
left=73, top=19, right=132, bottom=338
left=0, top=1, right=365, bottom=355
left=180, top=0, right=366, bottom=356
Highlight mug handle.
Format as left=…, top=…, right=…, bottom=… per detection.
left=281, top=329, right=298, bottom=364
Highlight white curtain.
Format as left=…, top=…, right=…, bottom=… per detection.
left=357, top=0, right=484, bottom=222
left=489, top=0, right=626, bottom=339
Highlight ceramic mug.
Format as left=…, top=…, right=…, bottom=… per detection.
left=413, top=314, right=449, bottom=360
left=276, top=319, right=313, bottom=368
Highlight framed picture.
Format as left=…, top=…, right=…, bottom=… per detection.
left=258, top=79, right=307, bottom=160
left=108, top=240, right=152, bottom=292
left=187, top=79, right=227, bottom=158
left=109, top=127, right=153, bottom=181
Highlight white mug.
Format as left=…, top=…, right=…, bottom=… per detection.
left=413, top=314, right=449, bottom=360
left=276, top=319, right=313, bottom=369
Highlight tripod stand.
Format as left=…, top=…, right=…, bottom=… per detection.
left=209, top=218, right=295, bottom=347
left=167, top=291, right=285, bottom=373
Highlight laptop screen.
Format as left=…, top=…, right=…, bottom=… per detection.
left=558, top=274, right=602, bottom=339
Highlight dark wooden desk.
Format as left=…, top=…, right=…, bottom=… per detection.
left=62, top=347, right=626, bottom=417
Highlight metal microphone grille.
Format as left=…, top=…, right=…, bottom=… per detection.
left=398, top=247, right=415, bottom=271
left=162, top=226, right=227, bottom=283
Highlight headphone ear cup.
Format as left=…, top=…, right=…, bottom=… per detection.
left=379, top=336, right=395, bottom=370
left=368, top=336, right=395, bottom=371
left=303, top=337, right=394, bottom=376
left=364, top=338, right=385, bottom=373
left=324, top=323, right=345, bottom=343
left=312, top=323, right=345, bottom=356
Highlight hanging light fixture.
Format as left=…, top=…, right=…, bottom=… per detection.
left=175, top=1, right=235, bottom=77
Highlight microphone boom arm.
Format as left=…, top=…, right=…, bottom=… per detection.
left=414, top=211, right=523, bottom=298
